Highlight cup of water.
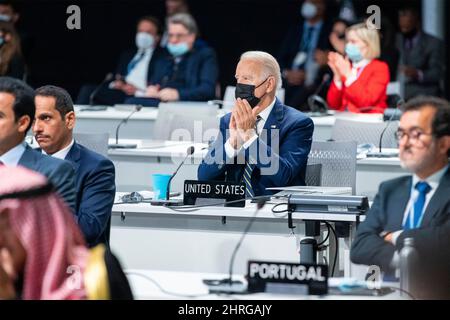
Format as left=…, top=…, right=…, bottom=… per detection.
left=152, top=174, right=172, bottom=200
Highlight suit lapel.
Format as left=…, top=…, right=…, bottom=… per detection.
left=261, top=99, right=284, bottom=146
left=421, top=168, right=450, bottom=227
left=390, top=177, right=412, bottom=228
left=66, top=143, right=81, bottom=172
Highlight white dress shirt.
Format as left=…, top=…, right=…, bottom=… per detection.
left=0, top=142, right=26, bottom=166
left=42, top=139, right=75, bottom=160
left=125, top=48, right=154, bottom=95
left=224, top=98, right=276, bottom=159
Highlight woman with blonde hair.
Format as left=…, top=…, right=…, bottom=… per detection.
left=0, top=21, right=25, bottom=79
left=327, top=22, right=390, bottom=113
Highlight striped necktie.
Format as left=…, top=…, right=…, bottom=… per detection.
left=243, top=116, right=262, bottom=198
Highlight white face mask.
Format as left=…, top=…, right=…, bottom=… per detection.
left=135, top=32, right=154, bottom=50
left=0, top=14, right=11, bottom=22
left=301, top=2, right=318, bottom=19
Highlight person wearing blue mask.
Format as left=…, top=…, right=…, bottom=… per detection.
left=76, top=15, right=164, bottom=105
left=278, top=0, right=333, bottom=111
left=124, top=13, right=218, bottom=105
left=327, top=22, right=390, bottom=114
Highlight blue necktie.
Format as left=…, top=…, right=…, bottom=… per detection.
left=127, top=51, right=145, bottom=74
left=301, top=26, right=314, bottom=53
left=243, top=116, right=262, bottom=198
left=404, top=181, right=432, bottom=230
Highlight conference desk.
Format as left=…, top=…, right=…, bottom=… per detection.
left=126, top=269, right=401, bottom=300
left=111, top=196, right=364, bottom=278
left=109, top=140, right=406, bottom=198
left=74, top=104, right=336, bottom=141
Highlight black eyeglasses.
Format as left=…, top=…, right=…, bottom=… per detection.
left=395, top=129, right=433, bottom=144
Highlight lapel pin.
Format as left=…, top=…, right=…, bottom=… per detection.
left=271, top=125, right=277, bottom=129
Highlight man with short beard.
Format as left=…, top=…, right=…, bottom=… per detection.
left=351, top=96, right=450, bottom=299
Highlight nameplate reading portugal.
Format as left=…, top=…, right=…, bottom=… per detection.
left=183, top=180, right=246, bottom=207
left=247, top=260, right=328, bottom=295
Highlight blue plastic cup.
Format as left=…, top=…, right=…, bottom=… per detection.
left=152, top=174, right=172, bottom=200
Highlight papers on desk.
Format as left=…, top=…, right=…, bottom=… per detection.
left=267, top=186, right=352, bottom=196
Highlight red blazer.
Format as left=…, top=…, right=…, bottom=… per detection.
left=327, top=59, right=390, bottom=114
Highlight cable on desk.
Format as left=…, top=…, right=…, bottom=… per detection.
left=125, top=271, right=210, bottom=299
left=325, top=221, right=338, bottom=277
left=383, top=286, right=416, bottom=300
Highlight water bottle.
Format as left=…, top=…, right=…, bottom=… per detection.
left=399, top=237, right=419, bottom=298
left=300, top=237, right=317, bottom=265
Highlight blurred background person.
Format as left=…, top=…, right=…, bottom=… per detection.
left=396, top=5, right=445, bottom=100
left=0, top=166, right=133, bottom=300
left=329, top=18, right=350, bottom=55
left=327, top=22, right=389, bottom=114
left=0, top=21, right=25, bottom=80
left=278, top=0, right=332, bottom=111
left=160, top=0, right=190, bottom=47
left=125, top=13, right=218, bottom=106
left=76, top=16, right=163, bottom=106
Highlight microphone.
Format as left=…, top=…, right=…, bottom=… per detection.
left=108, top=106, right=142, bottom=149
left=165, top=146, right=195, bottom=201
left=308, top=74, right=331, bottom=114
left=89, top=73, right=114, bottom=106
left=378, top=98, right=404, bottom=153
left=202, top=198, right=267, bottom=293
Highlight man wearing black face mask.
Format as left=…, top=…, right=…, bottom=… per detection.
left=396, top=5, right=445, bottom=100
left=198, top=51, right=314, bottom=197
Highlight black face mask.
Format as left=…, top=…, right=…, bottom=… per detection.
left=235, top=78, right=269, bottom=108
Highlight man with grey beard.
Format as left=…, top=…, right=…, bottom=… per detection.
left=350, top=96, right=450, bottom=299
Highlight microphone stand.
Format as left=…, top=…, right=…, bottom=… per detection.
left=166, top=146, right=195, bottom=200
left=203, top=199, right=267, bottom=293
left=89, top=73, right=113, bottom=106
left=108, top=106, right=142, bottom=149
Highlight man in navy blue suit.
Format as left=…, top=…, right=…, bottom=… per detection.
left=33, top=85, right=116, bottom=247
left=198, top=51, right=314, bottom=197
left=0, top=77, right=76, bottom=210
left=125, top=13, right=218, bottom=106
left=351, top=96, right=450, bottom=299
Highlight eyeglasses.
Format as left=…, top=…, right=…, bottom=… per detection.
left=167, top=33, right=190, bottom=40
left=395, top=129, right=433, bottom=144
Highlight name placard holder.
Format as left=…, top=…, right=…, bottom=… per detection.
left=183, top=180, right=246, bottom=208
left=247, top=260, right=328, bottom=295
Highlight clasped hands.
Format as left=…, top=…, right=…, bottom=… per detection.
left=229, top=98, right=262, bottom=150
left=328, top=51, right=352, bottom=82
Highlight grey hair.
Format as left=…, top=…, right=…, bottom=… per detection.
left=240, top=51, right=282, bottom=89
left=168, top=13, right=198, bottom=35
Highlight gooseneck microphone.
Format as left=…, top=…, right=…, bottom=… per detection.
left=89, top=73, right=114, bottom=106
left=379, top=98, right=404, bottom=153
left=165, top=146, right=195, bottom=200
left=308, top=74, right=331, bottom=114
left=108, top=106, right=142, bottom=149
left=227, top=199, right=267, bottom=286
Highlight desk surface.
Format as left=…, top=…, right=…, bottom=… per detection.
left=126, top=269, right=401, bottom=300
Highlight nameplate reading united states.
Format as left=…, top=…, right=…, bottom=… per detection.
left=183, top=180, right=246, bottom=207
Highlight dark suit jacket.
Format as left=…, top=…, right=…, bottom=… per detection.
left=18, top=145, right=76, bottom=211
left=278, top=19, right=332, bottom=71
left=197, top=98, right=314, bottom=196
left=148, top=46, right=219, bottom=101
left=66, top=142, right=116, bottom=247
left=396, top=32, right=445, bottom=99
left=351, top=168, right=450, bottom=298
